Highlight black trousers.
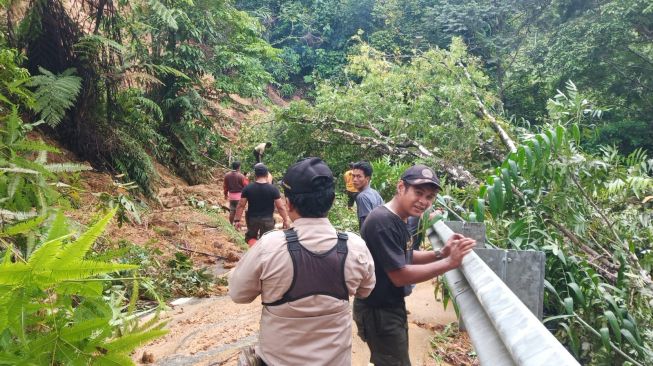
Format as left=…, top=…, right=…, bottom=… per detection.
left=353, top=298, right=411, bottom=366
left=253, top=150, right=262, bottom=163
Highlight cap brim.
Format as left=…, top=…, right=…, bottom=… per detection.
left=405, top=178, right=441, bottom=189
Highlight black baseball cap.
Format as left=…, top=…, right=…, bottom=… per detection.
left=281, top=157, right=334, bottom=194
left=401, top=164, right=441, bottom=189
left=254, top=163, right=268, bottom=176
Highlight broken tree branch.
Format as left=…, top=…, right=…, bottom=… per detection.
left=459, top=62, right=518, bottom=154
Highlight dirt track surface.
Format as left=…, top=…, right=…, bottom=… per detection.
left=135, top=282, right=457, bottom=366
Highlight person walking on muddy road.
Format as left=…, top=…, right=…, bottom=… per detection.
left=352, top=161, right=384, bottom=228
left=223, top=161, right=248, bottom=224
left=353, top=164, right=476, bottom=366
left=229, top=157, right=376, bottom=365
left=343, top=162, right=359, bottom=209
left=234, top=163, right=290, bottom=246
left=253, top=142, right=271, bottom=163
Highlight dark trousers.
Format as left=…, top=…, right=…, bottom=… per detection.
left=245, top=216, right=275, bottom=242
left=253, top=150, right=262, bottom=163
left=228, top=200, right=239, bottom=224
left=346, top=191, right=359, bottom=208
left=353, top=298, right=411, bottom=366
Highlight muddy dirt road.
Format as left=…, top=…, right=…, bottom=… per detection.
left=135, top=281, right=456, bottom=366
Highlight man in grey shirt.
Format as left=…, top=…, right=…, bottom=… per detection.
left=352, top=161, right=384, bottom=228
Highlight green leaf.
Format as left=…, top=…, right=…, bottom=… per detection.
left=538, top=133, right=551, bottom=160
left=487, top=187, right=498, bottom=216
left=563, top=297, right=574, bottom=315
left=523, top=145, right=534, bottom=173
left=501, top=168, right=513, bottom=203
left=531, top=139, right=542, bottom=162
left=599, top=327, right=610, bottom=350
left=508, top=220, right=526, bottom=239
left=605, top=310, right=621, bottom=344
left=555, top=125, right=565, bottom=150
left=492, top=178, right=504, bottom=213
left=620, top=329, right=642, bottom=351
left=572, top=124, right=581, bottom=144
left=567, top=283, right=585, bottom=308
left=474, top=198, right=485, bottom=222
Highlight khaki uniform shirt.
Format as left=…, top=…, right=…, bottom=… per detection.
left=229, top=218, right=376, bottom=365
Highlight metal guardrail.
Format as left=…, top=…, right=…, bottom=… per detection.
left=430, top=221, right=580, bottom=366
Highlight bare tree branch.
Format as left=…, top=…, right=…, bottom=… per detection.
left=459, top=62, right=518, bottom=154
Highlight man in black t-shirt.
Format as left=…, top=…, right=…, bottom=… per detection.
left=353, top=164, right=476, bottom=366
left=234, top=163, right=290, bottom=245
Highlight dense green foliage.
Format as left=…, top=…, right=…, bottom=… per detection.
left=238, top=0, right=652, bottom=153
left=473, top=84, right=653, bottom=364
left=2, top=0, right=653, bottom=363
left=0, top=210, right=166, bottom=365
left=0, top=44, right=167, bottom=364
left=262, top=39, right=507, bottom=180
left=255, top=41, right=653, bottom=363
left=4, top=0, right=277, bottom=193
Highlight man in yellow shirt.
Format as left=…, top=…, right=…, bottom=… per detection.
left=343, top=163, right=359, bottom=209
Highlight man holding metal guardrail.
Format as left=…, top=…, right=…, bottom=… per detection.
left=353, top=164, right=476, bottom=366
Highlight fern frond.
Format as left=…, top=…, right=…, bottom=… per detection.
left=60, top=319, right=111, bottom=343
left=2, top=250, right=11, bottom=265
left=56, top=281, right=104, bottom=296
left=147, top=0, right=179, bottom=31
left=44, top=163, right=92, bottom=173
left=133, top=96, right=163, bottom=121
left=11, top=141, right=60, bottom=153
left=0, top=216, right=45, bottom=237
left=37, top=261, right=137, bottom=284
left=35, top=150, right=48, bottom=164
left=27, top=67, right=82, bottom=127
left=122, top=71, right=163, bottom=86
left=0, top=209, right=39, bottom=222
left=143, top=63, right=191, bottom=80
left=74, top=35, right=126, bottom=56
left=28, top=235, right=74, bottom=270
left=92, top=353, right=135, bottom=366
left=46, top=211, right=69, bottom=242
left=0, top=262, right=30, bottom=285
left=57, top=210, right=115, bottom=266
left=0, top=167, right=39, bottom=174
left=102, top=328, right=168, bottom=353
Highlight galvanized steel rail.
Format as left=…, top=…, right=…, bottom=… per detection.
left=430, top=221, right=580, bottom=366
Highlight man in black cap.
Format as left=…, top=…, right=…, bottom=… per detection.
left=353, top=164, right=477, bottom=366
left=229, top=157, right=376, bottom=365
left=234, top=163, right=290, bottom=245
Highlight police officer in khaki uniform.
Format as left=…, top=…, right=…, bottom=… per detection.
left=230, top=157, right=376, bottom=365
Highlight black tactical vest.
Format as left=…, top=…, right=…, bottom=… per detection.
left=263, top=229, right=349, bottom=306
